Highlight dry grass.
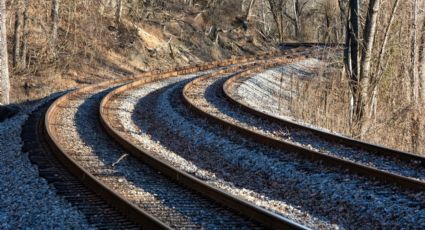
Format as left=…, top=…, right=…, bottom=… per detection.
left=8, top=1, right=276, bottom=104
left=287, top=66, right=425, bottom=155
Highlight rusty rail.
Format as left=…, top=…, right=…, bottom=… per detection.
left=181, top=54, right=425, bottom=191
left=223, top=73, right=425, bottom=164
left=43, top=47, right=317, bottom=229
left=99, top=54, right=316, bottom=229
left=220, top=64, right=425, bottom=191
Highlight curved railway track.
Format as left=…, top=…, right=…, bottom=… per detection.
left=100, top=48, right=425, bottom=229
left=182, top=55, right=425, bottom=191
left=42, top=47, right=319, bottom=229
left=29, top=43, right=424, bottom=229
left=99, top=53, right=316, bottom=229
left=22, top=96, right=141, bottom=229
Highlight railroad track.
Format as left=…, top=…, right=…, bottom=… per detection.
left=99, top=52, right=318, bottom=229
left=39, top=47, right=320, bottom=229
left=98, top=46, right=424, bottom=229
left=22, top=96, right=141, bottom=229
left=24, top=43, right=424, bottom=229
left=182, top=51, right=425, bottom=191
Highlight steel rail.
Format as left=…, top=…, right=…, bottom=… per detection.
left=22, top=97, right=140, bottom=228
left=221, top=66, right=425, bottom=191
left=45, top=79, right=172, bottom=229
left=44, top=43, right=339, bottom=228
left=44, top=50, right=301, bottom=228
left=183, top=55, right=425, bottom=191
left=100, top=54, right=314, bottom=229
left=223, top=73, right=425, bottom=164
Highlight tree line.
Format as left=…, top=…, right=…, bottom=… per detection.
left=0, top=0, right=424, bottom=151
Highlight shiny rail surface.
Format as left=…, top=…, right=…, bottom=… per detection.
left=22, top=97, right=141, bottom=229
left=99, top=53, right=319, bottom=229
left=180, top=54, right=425, bottom=191
left=223, top=72, right=425, bottom=163
left=43, top=43, right=341, bottom=228
left=220, top=65, right=425, bottom=191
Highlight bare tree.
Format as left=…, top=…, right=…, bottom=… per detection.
left=0, top=0, right=10, bottom=104
left=284, top=0, right=312, bottom=40
left=267, top=0, right=312, bottom=41
left=368, top=0, right=400, bottom=119
left=13, top=9, right=21, bottom=68
left=419, top=14, right=425, bottom=104
left=321, top=0, right=341, bottom=43
left=344, top=0, right=382, bottom=137
left=51, top=0, right=60, bottom=54
left=245, top=0, right=256, bottom=20
left=372, top=0, right=400, bottom=83
left=357, top=0, right=381, bottom=135
left=410, top=0, right=419, bottom=105
left=344, top=0, right=359, bottom=129
left=115, top=0, right=122, bottom=24
left=409, top=0, right=420, bottom=153
left=267, top=0, right=286, bottom=41
left=184, top=0, right=193, bottom=7
left=20, top=0, right=29, bottom=67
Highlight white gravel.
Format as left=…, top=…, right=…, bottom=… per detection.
left=116, top=79, right=330, bottom=229
left=53, top=77, right=258, bottom=229
left=234, top=58, right=337, bottom=133
left=0, top=97, right=93, bottom=230
left=226, top=62, right=425, bottom=181
left=236, top=58, right=325, bottom=119
left=112, top=75, right=425, bottom=229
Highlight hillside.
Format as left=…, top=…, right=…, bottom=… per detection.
left=8, top=0, right=277, bottom=103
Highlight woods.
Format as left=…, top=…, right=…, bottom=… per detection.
left=0, top=0, right=424, bottom=153
left=340, top=0, right=425, bottom=152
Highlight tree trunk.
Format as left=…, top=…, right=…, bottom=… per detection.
left=261, top=0, right=269, bottom=35
left=373, top=0, right=400, bottom=85
left=20, top=0, right=29, bottom=67
left=358, top=0, right=381, bottom=136
left=115, top=0, right=122, bottom=24
left=280, top=14, right=285, bottom=42
left=293, top=0, right=301, bottom=40
left=0, top=0, right=10, bottom=104
left=368, top=0, right=399, bottom=121
left=410, top=0, right=419, bottom=104
left=51, top=0, right=60, bottom=55
left=349, top=0, right=359, bottom=81
left=410, top=0, right=420, bottom=153
left=345, top=0, right=360, bottom=131
left=267, top=0, right=284, bottom=42
left=245, top=0, right=255, bottom=20
left=338, top=0, right=346, bottom=43
left=419, top=16, right=425, bottom=105
left=241, top=0, right=246, bottom=12
left=13, top=10, right=21, bottom=68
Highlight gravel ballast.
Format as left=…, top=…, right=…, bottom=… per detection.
left=0, top=98, right=92, bottom=230
left=51, top=76, right=259, bottom=229
left=111, top=73, right=425, bottom=229
left=224, top=65, right=425, bottom=181
left=235, top=60, right=336, bottom=132
left=235, top=59, right=325, bottom=118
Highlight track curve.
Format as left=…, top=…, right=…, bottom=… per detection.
left=220, top=64, right=425, bottom=191
left=44, top=48, right=316, bottom=229
left=181, top=50, right=425, bottom=191
left=42, top=43, right=424, bottom=229
left=100, top=53, right=313, bottom=229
